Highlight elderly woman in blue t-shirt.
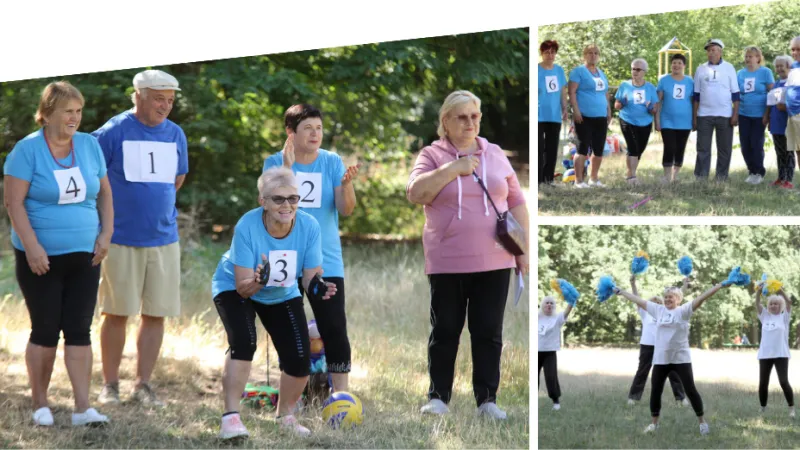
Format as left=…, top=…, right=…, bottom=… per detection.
left=615, top=58, right=659, bottom=185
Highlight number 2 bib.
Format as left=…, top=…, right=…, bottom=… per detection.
left=53, top=166, right=87, bottom=204
left=266, top=250, right=298, bottom=288
left=673, top=84, right=686, bottom=100
left=295, top=172, right=322, bottom=208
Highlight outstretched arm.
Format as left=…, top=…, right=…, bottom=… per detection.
left=681, top=276, right=690, bottom=294
left=563, top=304, right=574, bottom=319
left=615, top=287, right=649, bottom=310
left=755, top=286, right=764, bottom=316
left=692, top=283, right=727, bottom=312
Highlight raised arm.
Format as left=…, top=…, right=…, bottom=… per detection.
left=779, top=288, right=792, bottom=314
left=614, top=287, right=649, bottom=310
left=755, top=285, right=764, bottom=316
left=563, top=304, right=574, bottom=319
left=691, top=282, right=728, bottom=312
left=681, top=276, right=690, bottom=294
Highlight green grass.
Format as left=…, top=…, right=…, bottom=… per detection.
left=538, top=130, right=800, bottom=216
left=0, top=239, right=529, bottom=449
left=538, top=348, right=800, bottom=449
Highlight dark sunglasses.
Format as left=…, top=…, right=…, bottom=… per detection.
left=270, top=195, right=300, bottom=205
left=631, top=68, right=645, bottom=72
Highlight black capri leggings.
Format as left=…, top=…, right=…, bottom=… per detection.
left=759, top=358, right=794, bottom=407
left=661, top=128, right=691, bottom=168
left=574, top=116, right=608, bottom=157
left=214, top=291, right=311, bottom=378
left=297, top=276, right=351, bottom=373
left=538, top=121, right=562, bottom=184
left=651, top=363, right=704, bottom=417
left=620, top=119, right=652, bottom=159
left=15, top=249, right=100, bottom=347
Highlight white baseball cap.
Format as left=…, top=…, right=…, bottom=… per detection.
left=133, top=70, right=181, bottom=91
left=704, top=39, right=724, bottom=50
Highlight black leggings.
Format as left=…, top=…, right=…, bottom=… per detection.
left=214, top=291, right=310, bottom=377
left=651, top=363, right=703, bottom=417
left=297, top=276, right=351, bottom=373
left=759, top=358, right=794, bottom=407
left=538, top=121, right=562, bottom=184
left=620, top=119, right=652, bottom=159
left=15, top=249, right=100, bottom=347
left=628, top=344, right=685, bottom=401
left=574, top=116, right=608, bottom=157
left=538, top=351, right=561, bottom=403
left=661, top=129, right=691, bottom=168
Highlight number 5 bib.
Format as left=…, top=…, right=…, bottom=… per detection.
left=53, top=166, right=87, bottom=204
left=122, top=141, right=178, bottom=184
left=267, top=250, right=298, bottom=287
left=295, top=172, right=322, bottom=208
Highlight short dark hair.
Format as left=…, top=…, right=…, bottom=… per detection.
left=284, top=104, right=323, bottom=132
left=540, top=40, right=559, bottom=53
left=670, top=53, right=687, bottom=65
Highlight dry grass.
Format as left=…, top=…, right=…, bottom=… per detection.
left=0, top=240, right=529, bottom=449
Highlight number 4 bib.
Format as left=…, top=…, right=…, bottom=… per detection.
left=295, top=172, right=322, bottom=208
left=53, top=166, right=87, bottom=204
left=267, top=250, right=298, bottom=287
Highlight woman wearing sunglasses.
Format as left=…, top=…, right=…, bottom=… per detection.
left=615, top=58, right=659, bottom=185
left=407, top=90, right=529, bottom=420
left=211, top=166, right=337, bottom=440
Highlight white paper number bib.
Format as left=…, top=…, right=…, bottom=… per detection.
left=673, top=84, right=686, bottom=100
left=122, top=141, right=178, bottom=184
left=594, top=77, right=606, bottom=91
left=53, top=166, right=87, bottom=204
left=538, top=324, right=547, bottom=335
left=546, top=76, right=559, bottom=93
left=767, top=87, right=784, bottom=106
left=295, top=172, right=322, bottom=208
left=659, top=313, right=675, bottom=325
left=744, top=77, right=756, bottom=93
left=633, top=89, right=646, bottom=105
left=267, top=250, right=298, bottom=288
left=764, top=321, right=778, bottom=331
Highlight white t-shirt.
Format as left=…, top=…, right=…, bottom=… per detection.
left=694, top=59, right=740, bottom=118
left=639, top=306, right=658, bottom=346
left=645, top=302, right=694, bottom=365
left=538, top=312, right=566, bottom=352
left=757, top=309, right=791, bottom=359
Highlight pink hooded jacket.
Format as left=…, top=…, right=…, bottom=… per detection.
left=408, top=137, right=526, bottom=275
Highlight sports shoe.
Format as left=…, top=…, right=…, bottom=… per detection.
left=773, top=178, right=783, bottom=186
left=588, top=179, right=606, bottom=187
left=574, top=182, right=590, bottom=189
left=98, top=383, right=121, bottom=405
left=420, top=398, right=449, bottom=415
left=477, top=402, right=507, bottom=419
left=681, top=398, right=690, bottom=407
left=32, top=407, right=54, bottom=426
left=760, top=406, right=767, bottom=413
left=699, top=422, right=710, bottom=435
left=131, top=383, right=165, bottom=408
left=745, top=174, right=756, bottom=184
left=278, top=414, right=311, bottom=437
left=72, top=408, right=109, bottom=427
left=752, top=175, right=764, bottom=185
left=791, top=407, right=796, bottom=418
left=644, top=423, right=658, bottom=433
left=552, top=403, right=561, bottom=411
left=219, top=413, right=249, bottom=440
left=627, top=399, right=636, bottom=406
left=782, top=181, right=794, bottom=189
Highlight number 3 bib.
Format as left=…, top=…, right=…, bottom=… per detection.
left=53, top=166, right=87, bottom=204
left=295, top=172, right=322, bottom=208
left=122, top=141, right=178, bottom=184
left=267, top=250, right=298, bottom=287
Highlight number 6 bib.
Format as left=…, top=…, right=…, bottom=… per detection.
left=122, top=141, right=178, bottom=184
left=545, top=76, right=559, bottom=93
left=267, top=250, right=298, bottom=287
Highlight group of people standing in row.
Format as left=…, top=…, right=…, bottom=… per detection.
left=3, top=69, right=529, bottom=439
left=538, top=36, right=800, bottom=188
left=538, top=273, right=795, bottom=436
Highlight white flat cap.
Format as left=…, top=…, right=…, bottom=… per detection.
left=133, top=70, right=181, bottom=91
left=704, top=39, right=724, bottom=50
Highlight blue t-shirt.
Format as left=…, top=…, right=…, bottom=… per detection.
left=263, top=149, right=346, bottom=278
left=211, top=208, right=323, bottom=305
left=615, top=80, right=658, bottom=126
left=569, top=65, right=609, bottom=118
left=538, top=64, right=567, bottom=123
left=770, top=79, right=789, bottom=135
left=91, top=110, right=189, bottom=247
left=657, top=75, right=695, bottom=130
left=738, top=66, right=775, bottom=118
left=3, top=130, right=107, bottom=255
left=786, top=67, right=800, bottom=117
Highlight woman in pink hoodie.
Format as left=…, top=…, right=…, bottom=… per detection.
left=406, top=90, right=529, bottom=419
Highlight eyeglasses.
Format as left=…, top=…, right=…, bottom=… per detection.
left=631, top=68, right=645, bottom=72
left=269, top=195, right=301, bottom=205
left=452, top=113, right=482, bottom=124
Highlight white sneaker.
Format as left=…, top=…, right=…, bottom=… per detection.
left=588, top=179, right=606, bottom=187
left=681, top=398, right=690, bottom=407
left=574, top=182, right=589, bottom=189
left=552, top=403, right=561, bottom=411
left=278, top=414, right=311, bottom=437
left=219, top=413, right=249, bottom=440
left=699, top=422, right=710, bottom=435
left=72, top=408, right=109, bottom=427
left=627, top=399, right=636, bottom=406
left=420, top=398, right=449, bottom=415
left=752, top=175, right=764, bottom=185
left=745, top=174, right=756, bottom=184
left=791, top=408, right=796, bottom=418
left=32, top=407, right=54, bottom=427
left=477, top=402, right=507, bottom=420
left=644, top=423, right=658, bottom=433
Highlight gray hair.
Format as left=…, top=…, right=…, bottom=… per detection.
left=130, top=87, right=149, bottom=105
left=257, top=166, right=298, bottom=199
left=792, top=36, right=800, bottom=46
left=631, top=58, right=649, bottom=71
left=775, top=55, right=793, bottom=68
left=437, top=90, right=481, bottom=138
left=766, top=294, right=786, bottom=313
left=664, top=287, right=684, bottom=303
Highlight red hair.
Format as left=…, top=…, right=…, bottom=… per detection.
left=540, top=40, right=559, bottom=53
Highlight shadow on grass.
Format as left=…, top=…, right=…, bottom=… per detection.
left=538, top=370, right=800, bottom=449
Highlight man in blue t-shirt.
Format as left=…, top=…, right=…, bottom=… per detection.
left=91, top=70, right=189, bottom=407
left=263, top=104, right=360, bottom=393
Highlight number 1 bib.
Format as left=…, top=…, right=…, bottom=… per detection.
left=295, top=172, right=322, bottom=208
left=53, top=166, right=87, bottom=204
left=122, top=141, right=178, bottom=184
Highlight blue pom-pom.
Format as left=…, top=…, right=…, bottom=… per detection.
left=677, top=256, right=693, bottom=276
left=631, top=257, right=649, bottom=275
left=761, top=273, right=768, bottom=296
left=562, top=159, right=574, bottom=170
left=722, top=266, right=751, bottom=287
left=596, top=276, right=617, bottom=303
left=558, top=279, right=580, bottom=307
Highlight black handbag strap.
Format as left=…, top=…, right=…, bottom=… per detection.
left=472, top=171, right=503, bottom=221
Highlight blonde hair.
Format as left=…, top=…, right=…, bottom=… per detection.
left=583, top=44, right=601, bottom=58
left=257, top=166, right=298, bottom=199
left=744, top=46, right=763, bottom=65
left=437, top=90, right=481, bottom=138
left=663, top=287, right=684, bottom=303
left=766, top=295, right=786, bottom=313
left=35, top=81, right=84, bottom=126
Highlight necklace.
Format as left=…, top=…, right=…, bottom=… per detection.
left=44, top=131, right=75, bottom=169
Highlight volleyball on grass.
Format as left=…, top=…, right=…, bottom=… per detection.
left=322, top=391, right=364, bottom=429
